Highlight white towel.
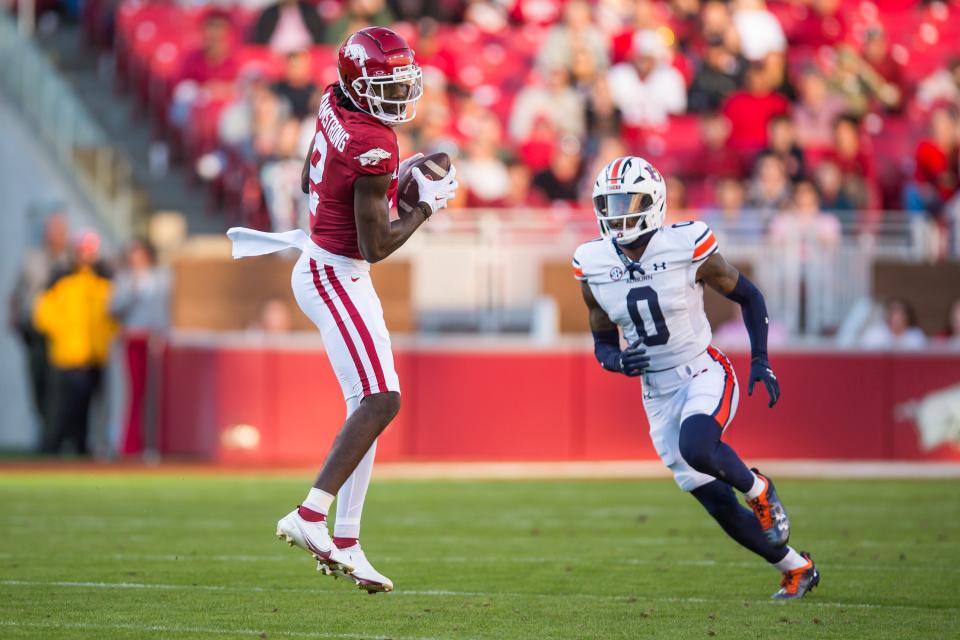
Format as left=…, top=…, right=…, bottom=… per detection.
left=226, top=227, right=309, bottom=259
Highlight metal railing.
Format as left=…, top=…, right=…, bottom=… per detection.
left=397, top=208, right=935, bottom=337
left=0, top=13, right=135, bottom=242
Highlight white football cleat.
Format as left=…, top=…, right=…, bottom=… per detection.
left=276, top=508, right=354, bottom=575
left=325, top=543, right=394, bottom=593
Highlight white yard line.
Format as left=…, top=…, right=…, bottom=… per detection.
left=0, top=620, right=443, bottom=640
left=1, top=579, right=956, bottom=613
left=0, top=552, right=955, bottom=574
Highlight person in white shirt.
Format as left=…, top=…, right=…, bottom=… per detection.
left=859, top=298, right=928, bottom=350
left=732, top=0, right=786, bottom=62
left=607, top=30, right=686, bottom=129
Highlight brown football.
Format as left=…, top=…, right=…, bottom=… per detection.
left=396, top=152, right=452, bottom=217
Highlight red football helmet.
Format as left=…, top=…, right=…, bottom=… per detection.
left=338, top=27, right=423, bottom=124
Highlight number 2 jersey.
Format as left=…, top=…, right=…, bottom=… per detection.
left=573, top=221, right=720, bottom=371
left=308, top=84, right=400, bottom=260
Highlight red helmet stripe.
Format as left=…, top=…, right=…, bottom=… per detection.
left=608, top=157, right=625, bottom=183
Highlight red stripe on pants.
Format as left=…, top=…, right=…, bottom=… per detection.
left=310, top=259, right=371, bottom=396
left=323, top=264, right=387, bottom=394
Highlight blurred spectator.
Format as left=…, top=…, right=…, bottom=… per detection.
left=9, top=212, right=72, bottom=449
left=760, top=115, right=805, bottom=183
left=665, top=176, right=688, bottom=221
left=536, top=0, right=608, bottom=77
left=917, top=58, right=960, bottom=111
left=813, top=160, right=855, bottom=218
left=732, top=0, right=785, bottom=63
left=584, top=75, right=622, bottom=145
left=262, top=117, right=312, bottom=231
left=530, top=139, right=582, bottom=204
left=859, top=298, right=928, bottom=350
left=770, top=180, right=841, bottom=249
left=608, top=30, right=687, bottom=129
left=822, top=115, right=877, bottom=210
left=702, top=177, right=763, bottom=239
left=684, top=113, right=743, bottom=181
left=517, top=116, right=557, bottom=173
left=110, top=239, right=170, bottom=456
left=904, top=106, right=960, bottom=218
left=169, top=11, right=238, bottom=131
left=688, top=36, right=746, bottom=113
left=326, top=0, right=395, bottom=45
left=508, top=66, right=585, bottom=142
left=32, top=232, right=116, bottom=455
left=270, top=50, right=318, bottom=120
left=722, top=62, right=788, bottom=156
left=827, top=47, right=900, bottom=117
left=746, top=154, right=791, bottom=223
left=792, top=68, right=847, bottom=150
left=940, top=299, right=960, bottom=348
left=250, top=0, right=324, bottom=53
left=788, top=0, right=846, bottom=48
left=456, top=111, right=513, bottom=206
left=693, top=0, right=740, bottom=55
left=857, top=27, right=906, bottom=113
left=250, top=297, right=294, bottom=333
left=413, top=19, right=456, bottom=80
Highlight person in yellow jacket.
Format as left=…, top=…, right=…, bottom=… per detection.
left=32, top=232, right=117, bottom=455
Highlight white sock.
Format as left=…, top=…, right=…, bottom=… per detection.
left=773, top=547, right=809, bottom=573
left=303, top=487, right=334, bottom=515
left=334, top=440, right=377, bottom=539
left=744, top=472, right=766, bottom=500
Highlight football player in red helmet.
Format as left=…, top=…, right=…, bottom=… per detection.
left=229, top=26, right=458, bottom=593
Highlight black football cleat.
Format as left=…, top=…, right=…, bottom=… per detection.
left=747, top=468, right=790, bottom=546
left=772, top=551, right=819, bottom=600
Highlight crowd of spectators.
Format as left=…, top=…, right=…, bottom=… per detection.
left=9, top=212, right=170, bottom=457
left=79, top=0, right=960, bottom=250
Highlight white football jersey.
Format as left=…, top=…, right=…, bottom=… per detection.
left=573, top=221, right=720, bottom=371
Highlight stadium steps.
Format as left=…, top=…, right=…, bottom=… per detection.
left=35, top=24, right=223, bottom=236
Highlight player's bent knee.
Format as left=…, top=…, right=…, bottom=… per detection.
left=361, top=391, right=401, bottom=424
left=678, top=414, right=722, bottom=474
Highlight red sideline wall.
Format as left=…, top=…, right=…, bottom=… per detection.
left=159, top=343, right=960, bottom=464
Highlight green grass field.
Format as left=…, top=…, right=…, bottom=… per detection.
left=1, top=472, right=958, bottom=639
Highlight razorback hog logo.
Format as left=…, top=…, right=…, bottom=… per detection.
left=895, top=383, right=960, bottom=451
left=356, top=148, right=392, bottom=166
left=344, top=42, right=369, bottom=66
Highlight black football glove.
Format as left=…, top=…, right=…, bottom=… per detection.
left=619, top=339, right=650, bottom=377
left=748, top=357, right=780, bottom=408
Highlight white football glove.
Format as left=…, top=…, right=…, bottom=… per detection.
left=398, top=152, right=424, bottom=178
left=412, top=164, right=458, bottom=216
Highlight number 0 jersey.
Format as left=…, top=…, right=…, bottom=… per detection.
left=573, top=221, right=720, bottom=372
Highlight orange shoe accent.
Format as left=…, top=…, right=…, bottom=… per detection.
left=747, top=476, right=775, bottom=530
left=779, top=558, right=814, bottom=596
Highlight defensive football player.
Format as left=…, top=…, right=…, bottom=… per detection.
left=574, top=156, right=819, bottom=599
left=228, top=27, right=458, bottom=592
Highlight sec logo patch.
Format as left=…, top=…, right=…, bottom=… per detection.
left=610, top=266, right=624, bottom=281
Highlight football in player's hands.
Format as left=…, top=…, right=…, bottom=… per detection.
left=397, top=152, right=453, bottom=217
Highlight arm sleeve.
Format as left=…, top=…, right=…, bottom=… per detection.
left=724, top=273, right=769, bottom=361
left=593, top=330, right=622, bottom=372
left=572, top=256, right=586, bottom=281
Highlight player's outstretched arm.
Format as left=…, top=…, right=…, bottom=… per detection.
left=580, top=281, right=648, bottom=376
left=354, top=174, right=429, bottom=263
left=301, top=138, right=315, bottom=195
left=697, top=253, right=781, bottom=407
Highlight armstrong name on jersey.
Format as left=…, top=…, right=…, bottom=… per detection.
left=573, top=220, right=720, bottom=372
left=317, top=92, right=351, bottom=152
